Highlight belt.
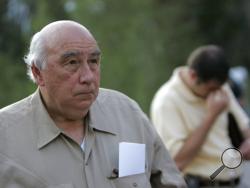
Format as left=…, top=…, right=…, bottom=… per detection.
left=200, top=177, right=240, bottom=186
left=185, top=174, right=240, bottom=187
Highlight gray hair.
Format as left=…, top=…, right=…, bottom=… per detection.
left=23, top=31, right=47, bottom=83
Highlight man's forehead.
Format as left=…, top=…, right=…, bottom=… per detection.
left=201, top=80, right=223, bottom=91
left=45, top=33, right=100, bottom=55
left=61, top=49, right=101, bottom=59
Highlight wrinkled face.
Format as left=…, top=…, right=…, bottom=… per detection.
left=36, top=26, right=101, bottom=120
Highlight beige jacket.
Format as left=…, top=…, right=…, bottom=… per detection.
left=0, top=88, right=186, bottom=188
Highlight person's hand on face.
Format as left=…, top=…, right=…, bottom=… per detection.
left=206, top=89, right=229, bottom=118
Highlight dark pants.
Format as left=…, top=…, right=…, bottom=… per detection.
left=185, top=174, right=240, bottom=188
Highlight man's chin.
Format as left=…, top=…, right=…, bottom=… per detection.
left=63, top=101, right=93, bottom=119
left=74, top=93, right=96, bottom=100
left=65, top=110, right=89, bottom=121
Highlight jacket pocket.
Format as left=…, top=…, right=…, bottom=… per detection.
left=112, top=173, right=151, bottom=188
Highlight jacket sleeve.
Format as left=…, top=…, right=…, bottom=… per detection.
left=141, top=113, right=187, bottom=188
left=150, top=133, right=187, bottom=188
left=0, top=153, right=47, bottom=188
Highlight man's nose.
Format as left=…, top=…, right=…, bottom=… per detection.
left=79, top=62, right=94, bottom=84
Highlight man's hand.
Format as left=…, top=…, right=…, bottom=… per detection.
left=240, top=138, right=250, bottom=160
left=206, top=89, right=229, bottom=119
left=174, top=89, right=229, bottom=170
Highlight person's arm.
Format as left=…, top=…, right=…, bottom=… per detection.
left=225, top=83, right=250, bottom=160
left=239, top=129, right=250, bottom=160
left=242, top=129, right=250, bottom=138
left=174, top=90, right=229, bottom=170
left=0, top=153, right=47, bottom=188
left=141, top=113, right=187, bottom=188
left=150, top=134, right=187, bottom=188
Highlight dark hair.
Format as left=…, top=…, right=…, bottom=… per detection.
left=187, top=45, right=229, bottom=84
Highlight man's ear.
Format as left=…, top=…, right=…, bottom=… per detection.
left=189, top=69, right=198, bottom=82
left=187, top=69, right=200, bottom=86
left=31, top=64, right=45, bottom=86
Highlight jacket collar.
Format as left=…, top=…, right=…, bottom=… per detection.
left=88, top=91, right=117, bottom=135
left=172, top=67, right=204, bottom=103
left=32, top=89, right=116, bottom=150
left=31, top=90, right=61, bottom=149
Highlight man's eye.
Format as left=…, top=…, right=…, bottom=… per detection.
left=68, top=60, right=79, bottom=65
left=63, top=59, right=81, bottom=72
left=88, top=59, right=98, bottom=64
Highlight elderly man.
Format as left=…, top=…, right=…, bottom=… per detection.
left=0, top=21, right=186, bottom=188
left=151, top=45, right=250, bottom=187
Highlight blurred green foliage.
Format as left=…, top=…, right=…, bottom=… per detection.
left=0, top=0, right=250, bottom=113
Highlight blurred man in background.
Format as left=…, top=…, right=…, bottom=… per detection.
left=0, top=20, right=186, bottom=188
left=151, top=45, right=250, bottom=187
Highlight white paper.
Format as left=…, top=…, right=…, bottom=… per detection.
left=119, top=142, right=145, bottom=177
